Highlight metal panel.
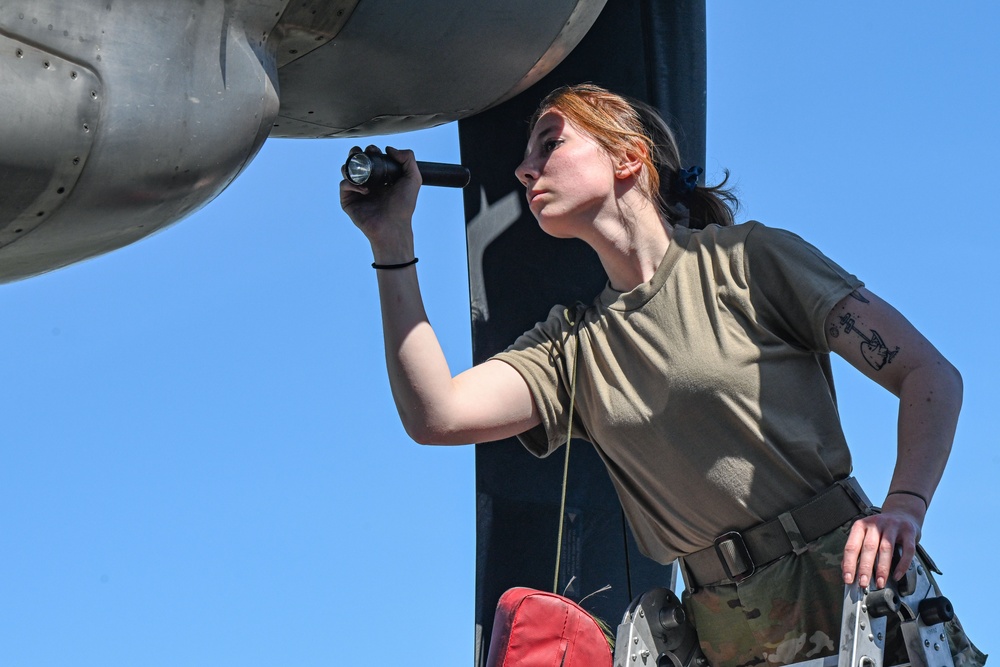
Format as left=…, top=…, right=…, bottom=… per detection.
left=0, top=30, right=101, bottom=247
left=272, top=0, right=607, bottom=137
left=274, top=0, right=358, bottom=68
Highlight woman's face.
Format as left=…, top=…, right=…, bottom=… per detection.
left=515, top=110, right=618, bottom=238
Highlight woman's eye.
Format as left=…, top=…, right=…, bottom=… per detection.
left=543, top=139, right=562, bottom=153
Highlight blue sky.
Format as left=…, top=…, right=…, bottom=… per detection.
left=1, top=3, right=996, bottom=665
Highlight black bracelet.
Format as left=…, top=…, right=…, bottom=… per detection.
left=887, top=489, right=929, bottom=509
left=372, top=257, right=418, bottom=270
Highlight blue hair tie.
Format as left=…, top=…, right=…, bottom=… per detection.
left=674, top=166, right=703, bottom=195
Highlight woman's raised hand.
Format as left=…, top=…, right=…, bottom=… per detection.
left=340, top=145, right=423, bottom=263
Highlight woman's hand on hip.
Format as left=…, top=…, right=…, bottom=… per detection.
left=841, top=492, right=925, bottom=590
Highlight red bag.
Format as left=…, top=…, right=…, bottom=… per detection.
left=485, top=588, right=613, bottom=667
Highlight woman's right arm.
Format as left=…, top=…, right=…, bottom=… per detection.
left=341, top=146, right=540, bottom=445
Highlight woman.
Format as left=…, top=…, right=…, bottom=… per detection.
left=340, top=84, right=983, bottom=667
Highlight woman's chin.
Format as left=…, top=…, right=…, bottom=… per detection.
left=535, top=212, right=577, bottom=239
left=537, top=223, right=575, bottom=240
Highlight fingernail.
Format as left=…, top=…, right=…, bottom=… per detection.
left=843, top=573, right=853, bottom=584
left=876, top=577, right=885, bottom=589
left=859, top=576, right=869, bottom=587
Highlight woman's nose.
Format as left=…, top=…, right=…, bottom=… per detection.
left=515, top=157, right=535, bottom=187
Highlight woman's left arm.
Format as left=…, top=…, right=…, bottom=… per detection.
left=826, top=286, right=963, bottom=590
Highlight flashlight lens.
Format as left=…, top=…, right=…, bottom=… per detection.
left=347, top=154, right=373, bottom=184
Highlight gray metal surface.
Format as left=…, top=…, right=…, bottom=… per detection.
left=0, top=31, right=101, bottom=251
left=613, top=587, right=705, bottom=667
left=0, top=0, right=284, bottom=282
left=839, top=582, right=888, bottom=667
left=272, top=0, right=607, bottom=137
left=895, top=562, right=955, bottom=667
left=837, top=560, right=955, bottom=667
left=0, top=0, right=605, bottom=282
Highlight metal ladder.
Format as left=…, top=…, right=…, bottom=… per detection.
left=612, top=556, right=955, bottom=667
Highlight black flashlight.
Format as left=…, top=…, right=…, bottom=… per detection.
left=344, top=152, right=471, bottom=189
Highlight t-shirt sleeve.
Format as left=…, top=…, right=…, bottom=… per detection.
left=491, top=304, right=580, bottom=458
left=744, top=223, right=864, bottom=352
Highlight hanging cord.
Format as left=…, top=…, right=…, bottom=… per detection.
left=549, top=307, right=617, bottom=652
left=553, top=308, right=582, bottom=594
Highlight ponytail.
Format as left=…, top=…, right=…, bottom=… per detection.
left=664, top=168, right=740, bottom=230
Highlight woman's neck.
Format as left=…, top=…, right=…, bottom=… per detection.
left=587, top=200, right=672, bottom=293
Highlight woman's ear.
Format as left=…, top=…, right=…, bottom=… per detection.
left=614, top=141, right=647, bottom=180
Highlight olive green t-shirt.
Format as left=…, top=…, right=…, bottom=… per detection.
left=493, top=221, right=863, bottom=564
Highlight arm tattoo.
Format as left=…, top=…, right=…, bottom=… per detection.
left=848, top=290, right=870, bottom=304
left=837, top=312, right=899, bottom=370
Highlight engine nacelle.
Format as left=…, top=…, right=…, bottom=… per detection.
left=0, top=0, right=606, bottom=282
left=0, top=0, right=282, bottom=282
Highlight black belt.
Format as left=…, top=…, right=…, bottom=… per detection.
left=681, top=477, right=871, bottom=588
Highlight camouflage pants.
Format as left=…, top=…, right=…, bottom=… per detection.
left=683, top=521, right=986, bottom=667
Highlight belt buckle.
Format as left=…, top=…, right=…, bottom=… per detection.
left=714, top=531, right=755, bottom=582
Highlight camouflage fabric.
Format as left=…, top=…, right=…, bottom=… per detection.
left=683, top=522, right=987, bottom=667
